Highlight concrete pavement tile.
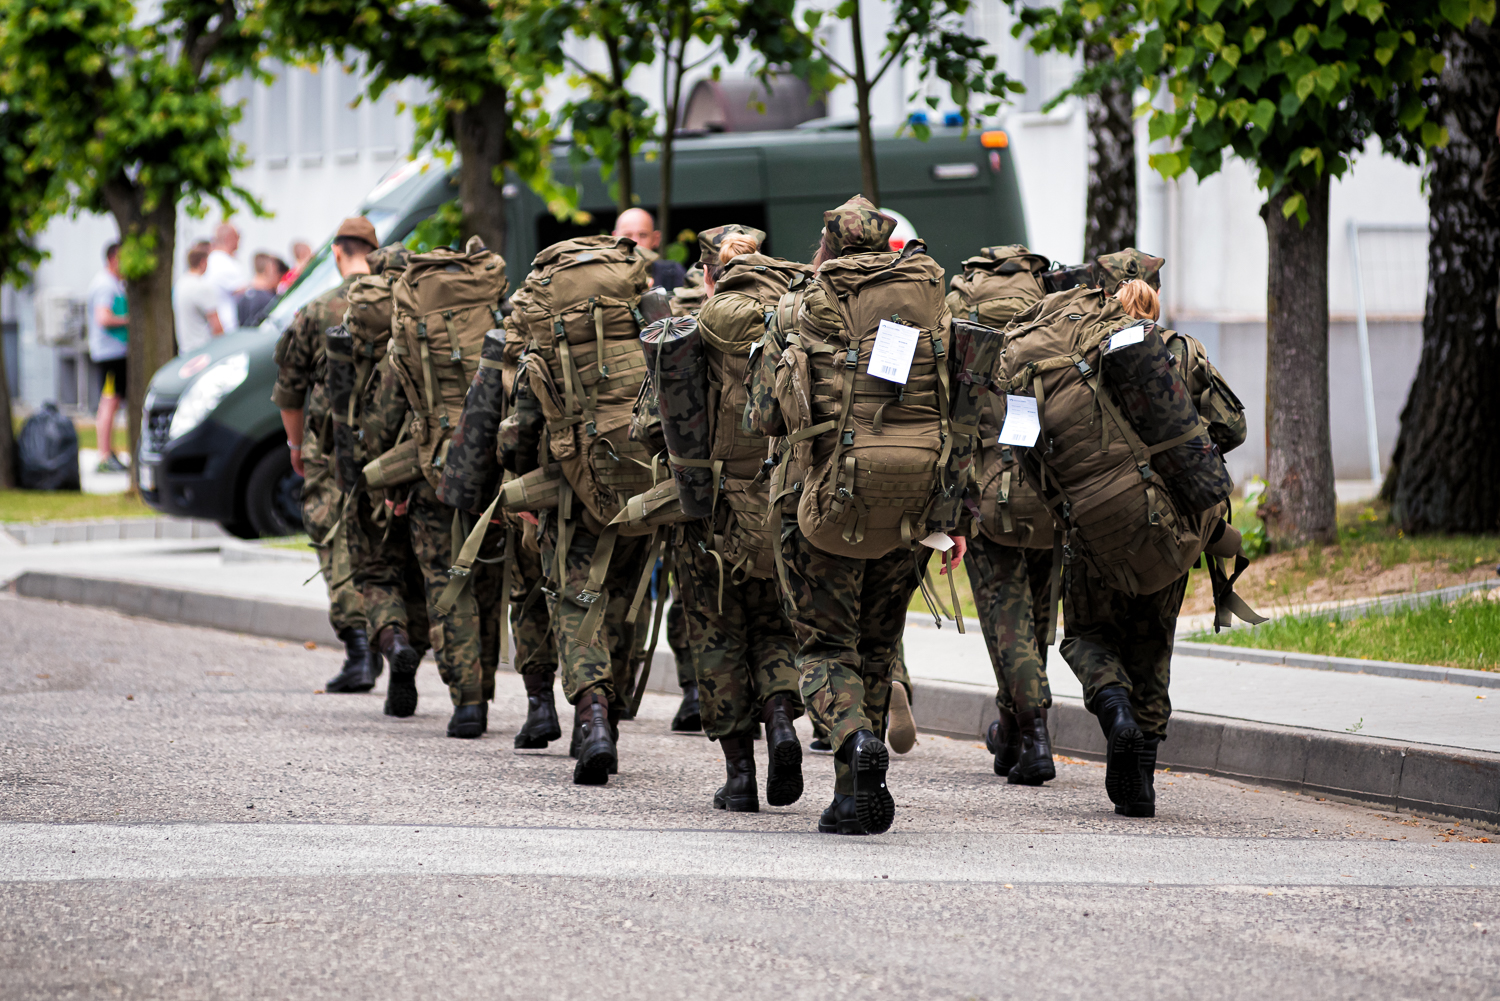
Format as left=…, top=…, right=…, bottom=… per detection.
left=1302, top=732, right=1403, bottom=806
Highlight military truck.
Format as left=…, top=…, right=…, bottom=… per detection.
left=138, top=124, right=1028, bottom=537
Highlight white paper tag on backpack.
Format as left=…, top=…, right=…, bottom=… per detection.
left=997, top=394, right=1041, bottom=447
left=1108, top=321, right=1148, bottom=351
left=868, top=319, right=921, bottom=384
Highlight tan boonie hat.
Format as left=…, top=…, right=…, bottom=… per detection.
left=822, top=194, right=896, bottom=256
left=698, top=224, right=766, bottom=265
left=335, top=216, right=378, bottom=249
left=1095, top=248, right=1165, bottom=292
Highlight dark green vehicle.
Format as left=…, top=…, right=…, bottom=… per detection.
left=139, top=124, right=1028, bottom=537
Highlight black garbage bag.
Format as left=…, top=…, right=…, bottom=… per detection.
left=17, top=402, right=81, bottom=491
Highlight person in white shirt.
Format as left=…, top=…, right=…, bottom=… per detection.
left=85, top=242, right=129, bottom=472
left=205, top=222, right=247, bottom=333
left=174, top=242, right=224, bottom=354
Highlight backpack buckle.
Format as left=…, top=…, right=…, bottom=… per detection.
left=447, top=566, right=470, bottom=579
left=841, top=429, right=854, bottom=446
left=576, top=589, right=600, bottom=605
left=585, top=420, right=598, bottom=436
left=1075, top=358, right=1092, bottom=376
left=1137, top=462, right=1153, bottom=480
left=845, top=348, right=859, bottom=365
left=439, top=414, right=450, bottom=430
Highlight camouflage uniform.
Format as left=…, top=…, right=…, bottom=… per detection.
left=966, top=536, right=1054, bottom=715
left=781, top=521, right=928, bottom=756
left=272, top=276, right=366, bottom=635
left=677, top=522, right=801, bottom=741
left=666, top=596, right=693, bottom=688
left=510, top=524, right=556, bottom=676
left=1060, top=563, right=1188, bottom=741
left=363, top=358, right=501, bottom=708
left=539, top=520, right=652, bottom=709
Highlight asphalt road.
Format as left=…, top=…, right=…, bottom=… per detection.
left=2, top=592, right=1497, bottom=1000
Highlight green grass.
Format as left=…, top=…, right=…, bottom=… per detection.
left=1191, top=594, right=1500, bottom=672
left=263, top=534, right=313, bottom=551
left=0, top=490, right=154, bottom=524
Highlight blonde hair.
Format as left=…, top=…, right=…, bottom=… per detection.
left=717, top=235, right=759, bottom=267
left=1116, top=279, right=1160, bottom=321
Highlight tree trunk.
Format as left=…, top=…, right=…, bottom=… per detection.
left=452, top=83, right=509, bottom=254
left=0, top=321, right=14, bottom=488
left=659, top=33, right=687, bottom=250
left=1261, top=176, right=1336, bottom=549
left=849, top=0, right=880, bottom=205
left=604, top=33, right=634, bottom=214
left=104, top=192, right=177, bottom=494
left=1383, top=21, right=1500, bottom=534
left=1082, top=41, right=1136, bottom=261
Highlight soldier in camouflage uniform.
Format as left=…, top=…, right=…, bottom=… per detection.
left=272, top=217, right=379, bottom=693
left=510, top=517, right=562, bottom=748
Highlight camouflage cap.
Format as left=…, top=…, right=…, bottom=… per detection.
left=822, top=195, right=896, bottom=256
left=1095, top=248, right=1165, bottom=291
left=367, top=242, right=412, bottom=276
left=698, top=224, right=766, bottom=266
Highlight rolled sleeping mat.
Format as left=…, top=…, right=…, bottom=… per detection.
left=508, top=366, right=545, bottom=475
left=438, top=328, right=508, bottom=512
left=940, top=319, right=1007, bottom=526
left=1041, top=262, right=1099, bottom=294
left=323, top=328, right=359, bottom=493
left=1101, top=320, right=1234, bottom=515
left=639, top=316, right=713, bottom=518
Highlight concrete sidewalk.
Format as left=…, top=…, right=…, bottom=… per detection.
left=5, top=529, right=1498, bottom=826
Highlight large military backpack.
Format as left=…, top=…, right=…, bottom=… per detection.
left=774, top=246, right=957, bottom=561
left=383, top=238, right=509, bottom=492
left=945, top=245, right=1049, bottom=328
left=999, top=286, right=1221, bottom=595
left=511, top=235, right=652, bottom=529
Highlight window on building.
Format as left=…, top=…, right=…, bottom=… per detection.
left=226, top=76, right=254, bottom=164
left=369, top=83, right=399, bottom=159
left=264, top=63, right=290, bottom=167
left=335, top=65, right=361, bottom=160
left=300, top=64, right=324, bottom=164
left=1021, top=48, right=1079, bottom=114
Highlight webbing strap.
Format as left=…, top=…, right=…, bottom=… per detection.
left=497, top=525, right=514, bottom=664
left=1209, top=550, right=1268, bottom=632
left=933, top=335, right=953, bottom=478
left=555, top=317, right=578, bottom=417
left=943, top=549, right=965, bottom=634
left=478, top=357, right=505, bottom=371
left=553, top=479, right=574, bottom=593
left=628, top=537, right=671, bottom=716
left=592, top=300, right=609, bottom=378
left=998, top=469, right=1014, bottom=535
left=1146, top=420, right=1209, bottom=456
left=1044, top=530, right=1063, bottom=647
left=1095, top=388, right=1154, bottom=480
left=417, top=318, right=439, bottom=427
left=784, top=419, right=837, bottom=447
left=574, top=524, right=620, bottom=647
left=435, top=492, right=502, bottom=614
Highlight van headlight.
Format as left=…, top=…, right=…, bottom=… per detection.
left=169, top=352, right=249, bottom=440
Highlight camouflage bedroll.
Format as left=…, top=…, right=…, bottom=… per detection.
left=639, top=316, right=714, bottom=518
left=439, top=328, right=508, bottom=513
left=944, top=318, right=1007, bottom=527
left=1100, top=320, right=1232, bottom=516
left=999, top=286, right=1215, bottom=596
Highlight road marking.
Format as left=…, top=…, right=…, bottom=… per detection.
left=2, top=823, right=1495, bottom=886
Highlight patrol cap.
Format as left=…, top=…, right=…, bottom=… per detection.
left=335, top=216, right=378, bottom=249
left=698, top=224, right=766, bottom=265
left=1095, top=248, right=1164, bottom=292
left=822, top=195, right=896, bottom=256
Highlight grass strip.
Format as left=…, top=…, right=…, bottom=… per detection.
left=0, top=490, right=154, bottom=524
left=1191, top=594, right=1500, bottom=673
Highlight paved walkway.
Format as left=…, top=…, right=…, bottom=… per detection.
left=4, top=532, right=1497, bottom=755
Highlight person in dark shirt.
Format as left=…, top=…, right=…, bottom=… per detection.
left=613, top=208, right=687, bottom=291
left=236, top=252, right=289, bottom=327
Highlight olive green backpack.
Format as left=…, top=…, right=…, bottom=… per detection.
left=945, top=245, right=1050, bottom=329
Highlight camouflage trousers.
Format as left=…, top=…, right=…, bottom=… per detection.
left=539, top=519, right=651, bottom=709
left=667, top=590, right=693, bottom=689
left=967, top=536, right=1055, bottom=715
left=391, top=479, right=502, bottom=707
left=300, top=404, right=365, bottom=635
left=1060, top=564, right=1188, bottom=741
left=780, top=522, right=928, bottom=753
left=676, top=523, right=801, bottom=741
left=509, top=524, right=556, bottom=676
left=349, top=489, right=430, bottom=651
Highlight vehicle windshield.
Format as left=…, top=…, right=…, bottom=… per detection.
left=256, top=207, right=400, bottom=335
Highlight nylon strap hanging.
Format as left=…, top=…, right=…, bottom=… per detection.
left=943, top=549, right=965, bottom=634
left=574, top=524, right=621, bottom=647
left=592, top=299, right=609, bottom=378
left=497, top=523, right=515, bottom=664
left=435, top=493, right=502, bottom=614
left=1044, top=530, right=1064, bottom=647
left=416, top=318, right=439, bottom=426
left=628, top=535, right=671, bottom=717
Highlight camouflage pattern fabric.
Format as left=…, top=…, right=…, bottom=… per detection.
left=367, top=243, right=412, bottom=276
left=667, top=593, right=693, bottom=689
left=698, top=224, right=766, bottom=263
left=271, top=276, right=356, bottom=410
left=676, top=523, right=800, bottom=740
left=538, top=522, right=652, bottom=709
left=780, top=521, right=927, bottom=752
left=1095, top=249, right=1165, bottom=292
left=510, top=532, right=556, bottom=676
left=1059, top=563, right=1189, bottom=741
left=350, top=491, right=429, bottom=650
left=670, top=268, right=706, bottom=317
left=298, top=381, right=366, bottom=634
left=966, top=535, right=1054, bottom=715
left=821, top=195, right=896, bottom=256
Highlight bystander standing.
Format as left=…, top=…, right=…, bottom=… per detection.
left=237, top=253, right=288, bottom=327
left=173, top=242, right=225, bottom=354
left=85, top=242, right=129, bottom=473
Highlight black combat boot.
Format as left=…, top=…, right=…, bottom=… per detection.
left=447, top=702, right=486, bottom=739
left=817, top=794, right=860, bottom=834
left=835, top=730, right=894, bottom=835
left=572, top=692, right=617, bottom=785
left=986, top=708, right=1021, bottom=777
left=326, top=627, right=376, bottom=693
left=515, top=673, right=563, bottom=749
left=1115, top=737, right=1159, bottom=818
left=761, top=695, right=804, bottom=807
left=672, top=683, right=702, bottom=732
left=1093, top=685, right=1145, bottom=807
left=1007, top=707, right=1056, bottom=786
left=379, top=626, right=421, bottom=718
left=713, top=734, right=759, bottom=812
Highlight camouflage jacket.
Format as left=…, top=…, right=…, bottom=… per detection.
left=271, top=275, right=358, bottom=411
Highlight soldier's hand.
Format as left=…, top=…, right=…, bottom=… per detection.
left=288, top=443, right=304, bottom=477
left=940, top=535, right=967, bottom=573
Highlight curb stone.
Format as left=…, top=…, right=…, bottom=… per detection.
left=10, top=570, right=1495, bottom=828
left=1, top=517, right=226, bottom=546
left=908, top=678, right=1500, bottom=830
left=1175, top=642, right=1500, bottom=689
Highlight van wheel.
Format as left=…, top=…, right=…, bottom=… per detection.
left=245, top=447, right=304, bottom=538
